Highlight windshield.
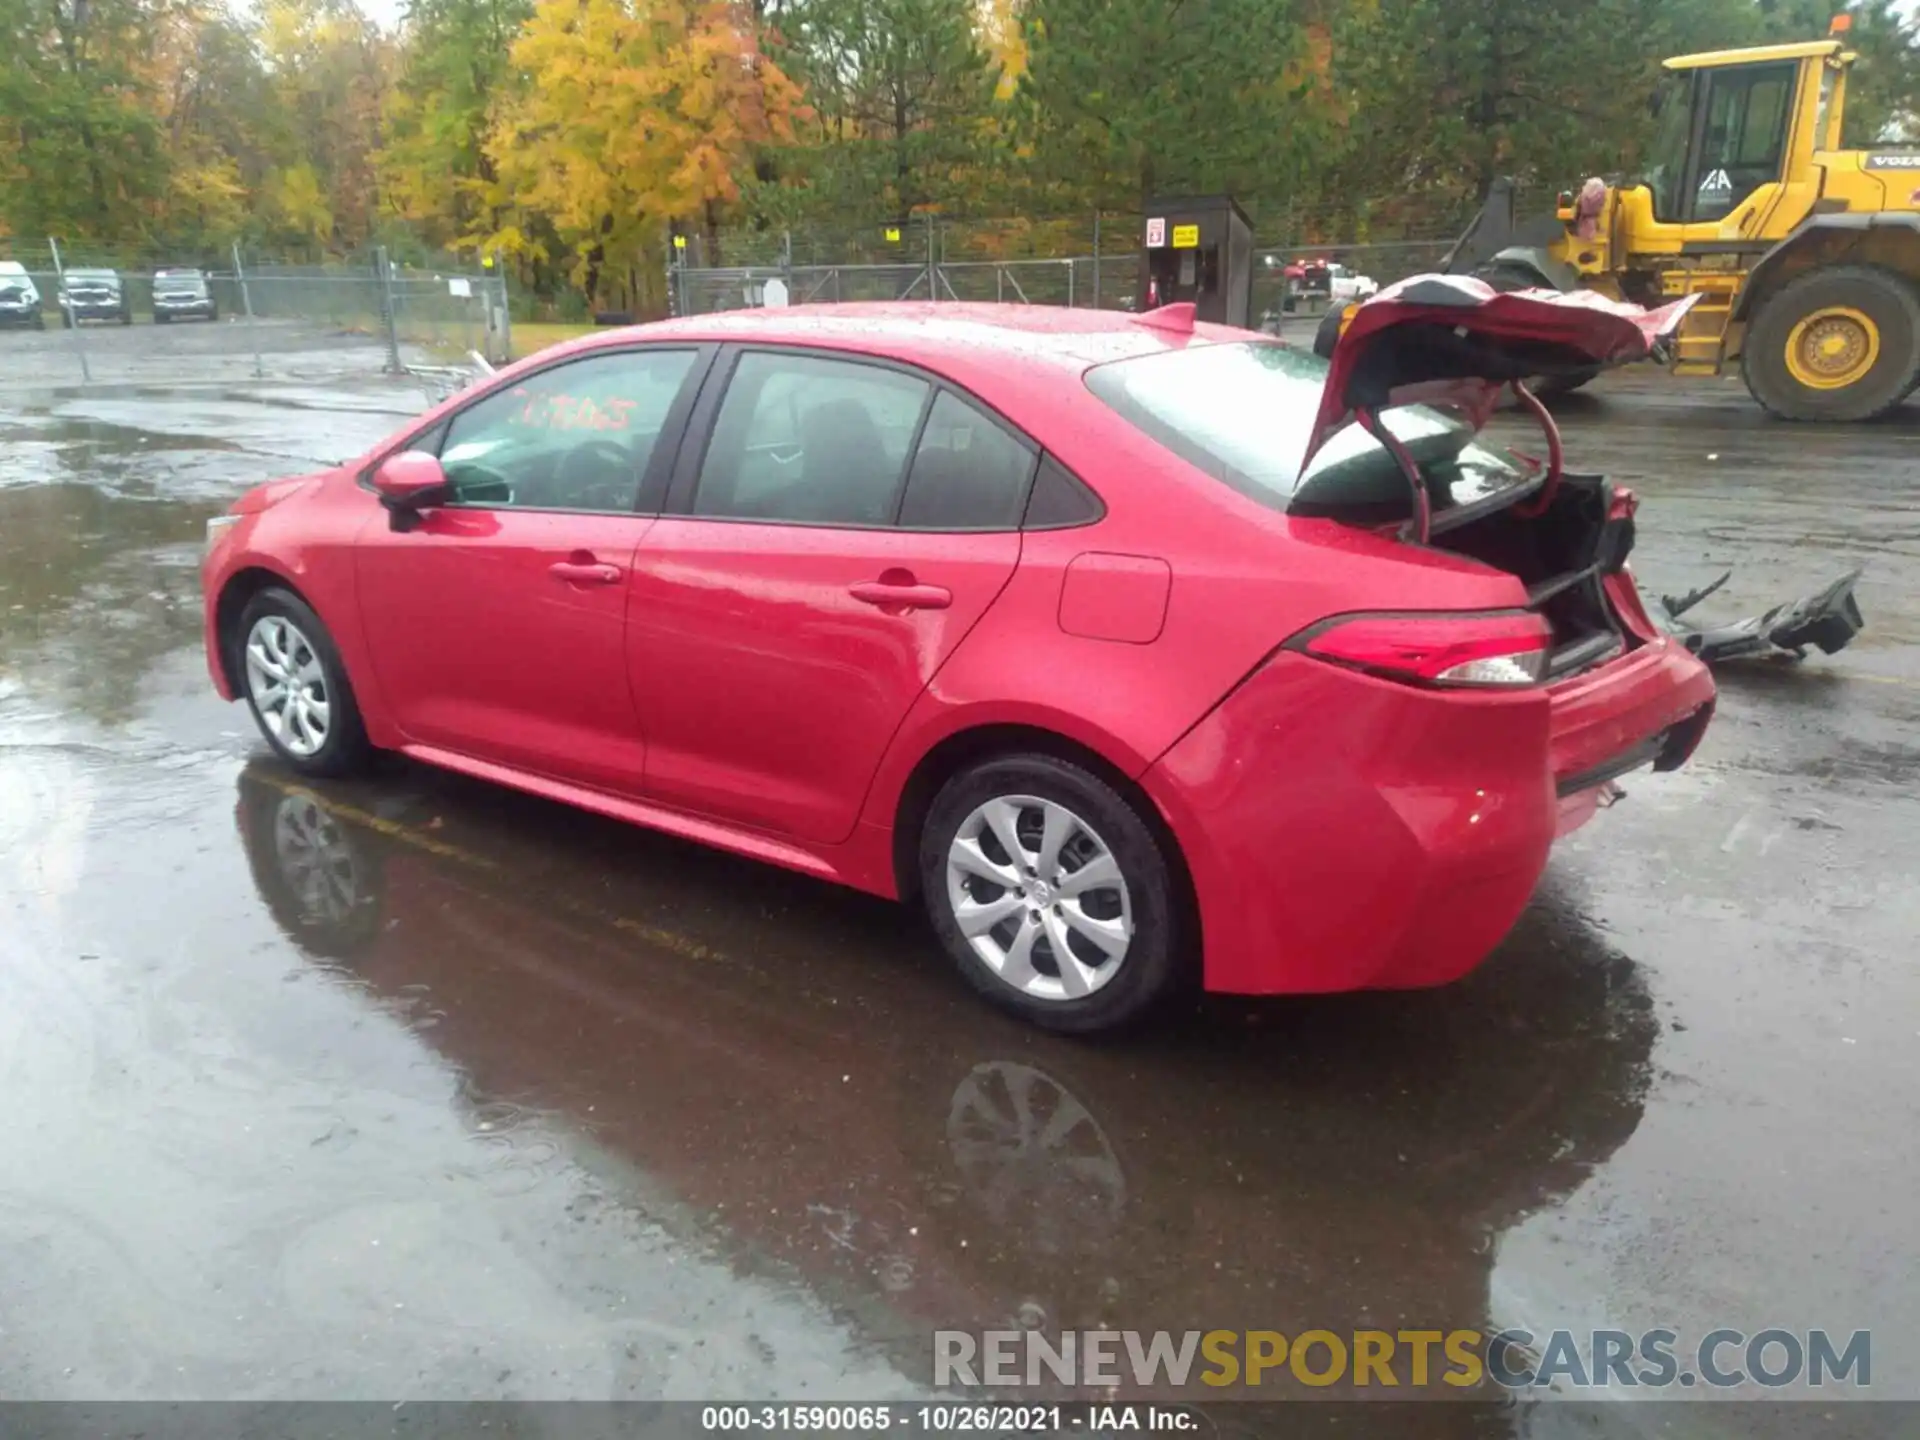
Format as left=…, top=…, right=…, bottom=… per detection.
left=156, top=274, right=208, bottom=295
left=1083, top=341, right=1532, bottom=522
left=67, top=270, right=118, bottom=287
left=1645, top=72, right=1696, bottom=221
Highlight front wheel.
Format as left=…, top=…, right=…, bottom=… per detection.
left=1742, top=265, right=1920, bottom=422
left=234, top=587, right=374, bottom=777
left=918, top=754, right=1188, bottom=1033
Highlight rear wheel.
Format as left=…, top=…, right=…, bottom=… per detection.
left=234, top=587, right=374, bottom=778
left=1742, top=265, right=1920, bottom=422
left=918, top=754, right=1187, bottom=1034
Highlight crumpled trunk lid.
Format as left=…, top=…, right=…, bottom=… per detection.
left=1305, top=275, right=1697, bottom=465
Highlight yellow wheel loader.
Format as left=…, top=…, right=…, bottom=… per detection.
left=1318, top=24, right=1920, bottom=421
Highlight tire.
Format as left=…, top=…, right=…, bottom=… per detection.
left=1312, top=303, right=1349, bottom=359
left=1475, top=263, right=1601, bottom=396
left=918, top=754, right=1188, bottom=1034
left=233, top=586, right=374, bottom=778
left=154, top=312, right=168, bottom=325
left=1532, top=367, right=1600, bottom=396
left=1742, top=265, right=1920, bottom=422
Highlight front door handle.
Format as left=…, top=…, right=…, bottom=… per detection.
left=849, top=579, right=952, bottom=611
left=550, top=559, right=623, bottom=585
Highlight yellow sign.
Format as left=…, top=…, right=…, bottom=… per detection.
left=672, top=234, right=687, bottom=251
left=883, top=226, right=902, bottom=243
left=1171, top=224, right=1201, bottom=249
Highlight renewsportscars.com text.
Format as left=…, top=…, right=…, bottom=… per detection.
left=934, top=1327, right=1871, bottom=1391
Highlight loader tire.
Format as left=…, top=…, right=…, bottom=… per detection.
left=1742, top=265, right=1920, bottom=422
left=1312, top=305, right=1350, bottom=360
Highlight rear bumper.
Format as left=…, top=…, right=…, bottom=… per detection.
left=1143, top=638, right=1714, bottom=997
left=1547, top=636, right=1714, bottom=794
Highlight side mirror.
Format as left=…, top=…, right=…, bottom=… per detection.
left=373, top=450, right=446, bottom=504
left=371, top=450, right=447, bottom=530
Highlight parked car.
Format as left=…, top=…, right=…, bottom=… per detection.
left=0, top=261, right=44, bottom=329
left=58, top=268, right=131, bottom=325
left=1327, top=262, right=1380, bottom=302
left=152, top=267, right=218, bottom=323
left=201, top=292, right=1715, bottom=1032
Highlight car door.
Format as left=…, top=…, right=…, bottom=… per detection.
left=628, top=348, right=1036, bottom=843
left=355, top=345, right=708, bottom=793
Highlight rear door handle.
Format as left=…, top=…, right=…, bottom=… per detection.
left=849, top=580, right=952, bottom=611
left=550, top=559, right=623, bottom=585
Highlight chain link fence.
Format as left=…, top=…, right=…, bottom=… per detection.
left=668, top=209, right=1472, bottom=324
left=0, top=239, right=511, bottom=390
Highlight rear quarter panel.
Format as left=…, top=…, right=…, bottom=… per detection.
left=857, top=368, right=1534, bottom=831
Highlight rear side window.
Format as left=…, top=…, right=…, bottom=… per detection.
left=897, top=391, right=1036, bottom=530
left=1084, top=340, right=1528, bottom=519
left=696, top=352, right=930, bottom=526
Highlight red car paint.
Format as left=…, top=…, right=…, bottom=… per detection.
left=203, top=302, right=1714, bottom=996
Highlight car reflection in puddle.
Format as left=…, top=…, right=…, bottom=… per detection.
left=233, top=759, right=1658, bottom=1401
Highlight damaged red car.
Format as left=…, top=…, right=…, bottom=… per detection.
left=201, top=282, right=1715, bottom=1032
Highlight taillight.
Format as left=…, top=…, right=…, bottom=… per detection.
left=1291, top=610, right=1553, bottom=688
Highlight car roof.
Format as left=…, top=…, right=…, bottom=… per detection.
left=558, top=303, right=1253, bottom=381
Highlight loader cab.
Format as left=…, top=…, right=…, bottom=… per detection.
left=1139, top=195, right=1254, bottom=327
left=1634, top=40, right=1848, bottom=240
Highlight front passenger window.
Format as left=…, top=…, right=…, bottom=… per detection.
left=438, top=349, right=697, bottom=512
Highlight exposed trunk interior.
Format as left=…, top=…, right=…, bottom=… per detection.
left=1430, top=473, right=1635, bottom=680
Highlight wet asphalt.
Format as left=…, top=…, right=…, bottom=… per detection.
left=1, top=332, right=1918, bottom=1433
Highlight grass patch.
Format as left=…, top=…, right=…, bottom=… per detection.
left=508, top=321, right=601, bottom=358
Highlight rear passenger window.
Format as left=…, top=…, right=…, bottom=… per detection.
left=696, top=352, right=930, bottom=526
left=897, top=392, right=1037, bottom=530
left=1022, top=455, right=1105, bottom=529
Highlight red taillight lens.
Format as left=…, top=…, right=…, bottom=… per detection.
left=1293, top=610, right=1553, bottom=688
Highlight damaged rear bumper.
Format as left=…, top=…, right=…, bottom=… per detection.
left=1548, top=636, right=1715, bottom=835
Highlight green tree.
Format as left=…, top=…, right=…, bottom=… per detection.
left=1011, top=0, right=1321, bottom=216
left=258, top=0, right=392, bottom=253
left=0, top=0, right=165, bottom=240
left=379, top=0, right=533, bottom=253
left=767, top=0, right=1001, bottom=218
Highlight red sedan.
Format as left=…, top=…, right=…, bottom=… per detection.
left=201, top=289, right=1715, bottom=1032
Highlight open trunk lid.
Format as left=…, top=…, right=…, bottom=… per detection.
left=1299, top=277, right=1699, bottom=682
left=1304, top=274, right=1697, bottom=466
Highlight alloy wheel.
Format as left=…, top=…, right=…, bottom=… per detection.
left=245, top=614, right=332, bottom=758
left=944, top=793, right=1134, bottom=1002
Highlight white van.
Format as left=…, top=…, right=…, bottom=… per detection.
left=0, top=260, right=44, bottom=329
